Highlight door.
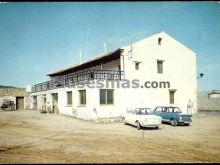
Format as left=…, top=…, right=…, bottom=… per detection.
left=154, top=107, right=163, bottom=117
left=52, top=93, right=58, bottom=114
left=33, top=96, right=37, bottom=109
left=162, top=107, right=170, bottom=121
left=16, top=97, right=24, bottom=110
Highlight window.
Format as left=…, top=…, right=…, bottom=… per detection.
left=169, top=90, right=176, bottom=104
left=100, top=89, right=114, bottom=105
left=67, top=91, right=72, bottom=105
left=135, top=108, right=152, bottom=115
left=157, top=60, right=163, bottom=73
left=158, top=37, right=162, bottom=45
left=135, top=62, right=140, bottom=70
left=155, top=107, right=162, bottom=112
left=79, top=90, right=86, bottom=105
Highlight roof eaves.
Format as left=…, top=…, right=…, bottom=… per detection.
left=47, top=48, right=123, bottom=76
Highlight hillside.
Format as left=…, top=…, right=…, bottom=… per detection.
left=0, top=85, right=16, bottom=88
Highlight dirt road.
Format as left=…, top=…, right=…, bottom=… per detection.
left=0, top=110, right=219, bottom=163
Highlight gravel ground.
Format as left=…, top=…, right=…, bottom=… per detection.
left=0, top=110, right=219, bottom=163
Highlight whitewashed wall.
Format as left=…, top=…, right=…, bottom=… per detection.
left=120, top=31, right=197, bottom=114
left=29, top=31, right=197, bottom=119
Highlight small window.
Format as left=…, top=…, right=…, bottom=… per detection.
left=67, top=91, right=72, bottom=105
left=157, top=60, right=163, bottom=73
left=158, top=37, right=162, bottom=45
left=100, top=89, right=114, bottom=105
left=79, top=90, right=86, bottom=105
left=169, top=90, right=175, bottom=104
left=135, top=62, right=140, bottom=70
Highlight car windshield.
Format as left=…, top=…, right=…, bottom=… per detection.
left=168, top=107, right=182, bottom=113
left=135, top=108, right=152, bottom=115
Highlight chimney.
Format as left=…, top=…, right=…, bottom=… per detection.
left=104, top=42, right=107, bottom=54
left=80, top=50, right=82, bottom=64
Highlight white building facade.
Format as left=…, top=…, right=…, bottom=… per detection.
left=29, top=32, right=197, bottom=120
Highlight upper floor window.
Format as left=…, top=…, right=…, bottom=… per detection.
left=67, top=91, right=72, bottom=105
left=135, top=62, right=140, bottom=70
left=100, top=89, right=114, bottom=105
left=158, top=37, right=162, bottom=45
left=157, top=60, right=164, bottom=74
left=79, top=90, right=86, bottom=105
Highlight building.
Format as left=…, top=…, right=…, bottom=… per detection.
left=208, top=90, right=220, bottom=99
left=0, top=86, right=27, bottom=110
left=198, top=90, right=220, bottom=111
left=29, top=31, right=197, bottom=120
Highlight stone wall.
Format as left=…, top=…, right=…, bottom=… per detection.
left=198, top=91, right=220, bottom=111
left=0, top=88, right=26, bottom=97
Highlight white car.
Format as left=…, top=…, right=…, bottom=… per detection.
left=122, top=108, right=162, bottom=130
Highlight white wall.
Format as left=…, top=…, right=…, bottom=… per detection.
left=120, top=31, right=197, bottom=114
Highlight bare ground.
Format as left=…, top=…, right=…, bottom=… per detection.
left=0, top=110, right=219, bottom=163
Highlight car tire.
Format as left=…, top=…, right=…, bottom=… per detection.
left=122, top=118, right=127, bottom=125
left=155, top=126, right=159, bottom=129
left=136, top=121, right=141, bottom=130
left=170, top=119, right=177, bottom=127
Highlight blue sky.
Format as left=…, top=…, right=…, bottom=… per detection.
left=0, top=2, right=219, bottom=91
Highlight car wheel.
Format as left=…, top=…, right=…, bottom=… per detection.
left=136, top=121, right=141, bottom=130
left=122, top=118, right=127, bottom=125
left=185, top=123, right=190, bottom=126
left=155, top=126, right=159, bottom=129
left=170, top=119, right=177, bottom=127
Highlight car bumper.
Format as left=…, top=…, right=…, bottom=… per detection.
left=141, top=122, right=161, bottom=127
left=178, top=120, right=192, bottom=124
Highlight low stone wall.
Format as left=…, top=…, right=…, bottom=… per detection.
left=198, top=98, right=220, bottom=111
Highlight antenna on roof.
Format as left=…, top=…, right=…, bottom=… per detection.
left=85, top=28, right=90, bottom=60
left=104, top=42, right=107, bottom=54
left=79, top=50, right=82, bottom=64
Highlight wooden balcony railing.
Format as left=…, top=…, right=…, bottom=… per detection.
left=31, top=69, right=124, bottom=92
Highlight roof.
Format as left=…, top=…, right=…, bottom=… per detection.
left=47, top=31, right=196, bottom=77
left=47, top=48, right=123, bottom=76
left=208, top=90, right=220, bottom=95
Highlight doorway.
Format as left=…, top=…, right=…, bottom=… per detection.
left=16, top=97, right=24, bottom=110
left=52, top=93, right=58, bottom=114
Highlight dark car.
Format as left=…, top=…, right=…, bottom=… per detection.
left=152, top=106, right=192, bottom=126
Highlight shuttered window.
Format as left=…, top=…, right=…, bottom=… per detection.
left=157, top=60, right=163, bottom=73
left=169, top=91, right=175, bottom=104
left=79, top=90, right=86, bottom=105
left=100, top=89, right=114, bottom=105
left=67, top=91, right=72, bottom=105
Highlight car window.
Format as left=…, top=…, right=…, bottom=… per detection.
left=162, top=107, right=168, bottom=112
left=172, top=107, right=182, bottom=113
left=145, top=108, right=152, bottom=114
left=167, top=107, right=182, bottom=113
left=135, top=108, right=151, bottom=115
left=155, top=107, right=162, bottom=112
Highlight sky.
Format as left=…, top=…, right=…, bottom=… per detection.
left=0, top=2, right=219, bottom=91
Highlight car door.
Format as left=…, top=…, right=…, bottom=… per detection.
left=124, top=109, right=130, bottom=123
left=154, top=107, right=163, bottom=117
left=125, top=109, right=133, bottom=124
left=161, top=107, right=168, bottom=121
left=129, top=109, right=137, bottom=125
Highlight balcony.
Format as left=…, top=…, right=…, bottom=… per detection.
left=31, top=69, right=124, bottom=92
